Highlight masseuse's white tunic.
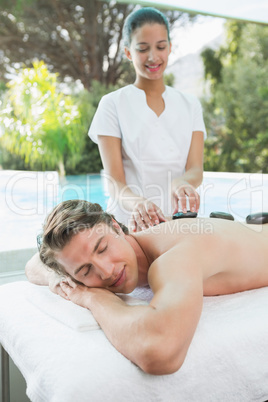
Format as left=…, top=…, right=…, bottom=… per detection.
left=88, top=85, right=206, bottom=226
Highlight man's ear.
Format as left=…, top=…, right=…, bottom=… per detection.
left=124, top=47, right=132, bottom=61
left=112, top=219, right=123, bottom=233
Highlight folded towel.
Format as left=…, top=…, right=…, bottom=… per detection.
left=26, top=283, right=149, bottom=332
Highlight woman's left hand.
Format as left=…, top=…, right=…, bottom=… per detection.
left=172, top=182, right=200, bottom=214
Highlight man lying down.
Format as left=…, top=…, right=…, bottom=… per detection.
left=25, top=200, right=268, bottom=375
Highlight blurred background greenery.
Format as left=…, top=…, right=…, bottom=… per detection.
left=0, top=0, right=267, bottom=175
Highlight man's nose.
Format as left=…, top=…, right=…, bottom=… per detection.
left=97, top=261, right=115, bottom=281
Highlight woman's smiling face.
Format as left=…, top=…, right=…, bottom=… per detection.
left=56, top=222, right=139, bottom=294
left=125, top=23, right=171, bottom=82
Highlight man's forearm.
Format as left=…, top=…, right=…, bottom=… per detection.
left=75, top=287, right=182, bottom=375
left=89, top=291, right=160, bottom=371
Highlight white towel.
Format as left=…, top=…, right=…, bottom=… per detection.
left=26, top=283, right=150, bottom=331
left=1, top=281, right=268, bottom=402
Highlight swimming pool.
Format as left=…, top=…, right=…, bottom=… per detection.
left=1, top=170, right=268, bottom=252
left=1, top=171, right=108, bottom=252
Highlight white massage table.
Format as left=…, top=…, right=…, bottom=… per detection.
left=1, top=281, right=268, bottom=402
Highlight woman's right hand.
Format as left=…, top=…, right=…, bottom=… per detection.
left=129, top=199, right=166, bottom=232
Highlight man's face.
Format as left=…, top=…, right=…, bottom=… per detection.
left=56, top=222, right=139, bottom=294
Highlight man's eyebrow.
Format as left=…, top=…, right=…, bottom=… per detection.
left=74, top=236, right=104, bottom=276
left=93, top=236, right=104, bottom=253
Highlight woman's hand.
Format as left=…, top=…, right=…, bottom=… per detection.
left=172, top=182, right=200, bottom=215
left=129, top=199, right=166, bottom=232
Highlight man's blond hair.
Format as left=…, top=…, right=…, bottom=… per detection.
left=39, top=199, right=128, bottom=276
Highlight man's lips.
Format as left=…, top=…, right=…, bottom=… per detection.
left=110, top=268, right=126, bottom=288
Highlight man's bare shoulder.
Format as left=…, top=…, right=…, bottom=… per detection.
left=135, top=218, right=268, bottom=290
left=137, top=217, right=267, bottom=255
left=135, top=218, right=215, bottom=261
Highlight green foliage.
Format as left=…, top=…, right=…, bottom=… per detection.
left=65, top=80, right=119, bottom=175
left=164, top=73, right=175, bottom=87
left=0, top=1, right=199, bottom=175
left=0, top=0, right=192, bottom=89
left=202, top=23, right=268, bottom=173
left=0, top=61, right=84, bottom=175
left=0, top=147, right=28, bottom=170
left=0, top=62, right=119, bottom=174
left=0, top=81, right=7, bottom=94
left=224, top=21, right=244, bottom=62
left=201, top=48, right=222, bottom=85
left=0, top=0, right=35, bottom=12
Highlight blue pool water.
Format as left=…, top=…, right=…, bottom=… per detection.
left=1, top=170, right=268, bottom=251
left=59, top=174, right=108, bottom=207
left=1, top=172, right=108, bottom=251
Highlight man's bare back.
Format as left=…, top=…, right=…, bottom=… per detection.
left=134, top=218, right=268, bottom=295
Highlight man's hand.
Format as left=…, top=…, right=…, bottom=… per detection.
left=59, top=278, right=88, bottom=307
left=60, top=277, right=111, bottom=309
left=47, top=270, right=68, bottom=298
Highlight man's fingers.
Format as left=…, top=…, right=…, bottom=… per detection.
left=58, top=286, right=70, bottom=300
left=66, top=277, right=77, bottom=287
left=59, top=282, right=71, bottom=299
left=60, top=281, right=69, bottom=291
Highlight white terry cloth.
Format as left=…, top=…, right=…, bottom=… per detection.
left=1, top=281, right=268, bottom=402
left=26, top=283, right=150, bottom=332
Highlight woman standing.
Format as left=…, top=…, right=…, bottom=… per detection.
left=89, top=7, right=206, bottom=231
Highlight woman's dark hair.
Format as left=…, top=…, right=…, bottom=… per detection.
left=38, top=199, right=128, bottom=276
left=123, top=7, right=170, bottom=47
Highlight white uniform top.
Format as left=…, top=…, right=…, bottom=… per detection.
left=88, top=84, right=207, bottom=225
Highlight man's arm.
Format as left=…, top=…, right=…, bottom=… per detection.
left=61, top=242, right=203, bottom=375
left=25, top=252, right=66, bottom=296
